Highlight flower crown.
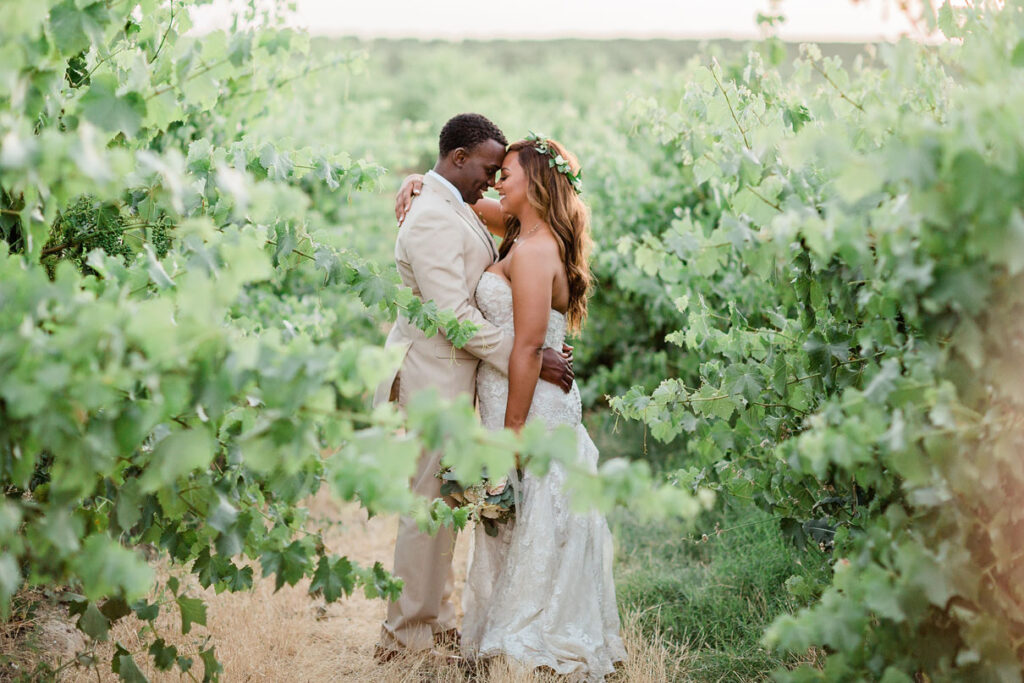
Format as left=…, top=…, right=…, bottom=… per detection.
left=524, top=132, right=583, bottom=194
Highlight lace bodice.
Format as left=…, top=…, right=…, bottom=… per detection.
left=475, top=271, right=582, bottom=431
left=476, top=271, right=568, bottom=349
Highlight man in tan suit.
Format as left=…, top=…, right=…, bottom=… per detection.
left=375, top=114, right=572, bottom=659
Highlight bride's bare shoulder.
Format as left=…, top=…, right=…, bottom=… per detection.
left=509, top=233, right=562, bottom=271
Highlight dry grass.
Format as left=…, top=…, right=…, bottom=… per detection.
left=1, top=587, right=87, bottom=680
left=30, top=491, right=687, bottom=682
left=353, top=608, right=687, bottom=683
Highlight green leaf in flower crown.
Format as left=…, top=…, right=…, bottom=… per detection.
left=79, top=75, right=147, bottom=139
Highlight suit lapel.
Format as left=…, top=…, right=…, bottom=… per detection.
left=422, top=174, right=498, bottom=263
left=452, top=200, right=499, bottom=263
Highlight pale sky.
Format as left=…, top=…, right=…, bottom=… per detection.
left=191, top=0, right=931, bottom=42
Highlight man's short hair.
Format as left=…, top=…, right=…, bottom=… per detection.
left=438, top=113, right=507, bottom=158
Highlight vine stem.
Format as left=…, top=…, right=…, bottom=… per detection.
left=228, top=60, right=348, bottom=100
left=131, top=269, right=184, bottom=294
left=746, top=185, right=782, bottom=212
left=691, top=514, right=778, bottom=543
left=39, top=223, right=158, bottom=258
left=83, top=45, right=128, bottom=81
left=148, top=57, right=232, bottom=100
left=753, top=401, right=810, bottom=416
left=150, top=0, right=175, bottom=64
left=708, top=61, right=751, bottom=150
left=265, top=238, right=315, bottom=261
left=809, top=60, right=866, bottom=113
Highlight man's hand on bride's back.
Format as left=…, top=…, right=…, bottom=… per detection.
left=540, top=343, right=574, bottom=393
left=396, top=174, right=425, bottom=225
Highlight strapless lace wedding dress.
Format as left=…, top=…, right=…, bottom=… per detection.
left=461, top=271, right=626, bottom=681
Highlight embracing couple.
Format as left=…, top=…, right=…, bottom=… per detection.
left=373, top=113, right=625, bottom=680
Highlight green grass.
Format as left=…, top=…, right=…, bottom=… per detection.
left=585, top=409, right=830, bottom=680
left=611, top=504, right=830, bottom=682
left=585, top=409, right=686, bottom=471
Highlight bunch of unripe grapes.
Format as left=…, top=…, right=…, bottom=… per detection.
left=150, top=216, right=172, bottom=259
left=44, top=195, right=134, bottom=276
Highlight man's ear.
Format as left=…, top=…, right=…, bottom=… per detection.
left=451, top=147, right=467, bottom=168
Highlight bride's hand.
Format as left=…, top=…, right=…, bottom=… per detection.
left=396, top=174, right=424, bottom=225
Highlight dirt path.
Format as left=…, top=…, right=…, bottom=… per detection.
left=49, top=493, right=682, bottom=682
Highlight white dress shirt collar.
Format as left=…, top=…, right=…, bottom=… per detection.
left=427, top=169, right=465, bottom=204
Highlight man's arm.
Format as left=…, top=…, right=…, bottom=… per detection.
left=396, top=175, right=506, bottom=238
left=403, top=210, right=513, bottom=369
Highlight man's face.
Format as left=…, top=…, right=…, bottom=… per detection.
left=456, top=139, right=505, bottom=204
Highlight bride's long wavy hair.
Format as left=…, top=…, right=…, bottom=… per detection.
left=498, top=138, right=593, bottom=333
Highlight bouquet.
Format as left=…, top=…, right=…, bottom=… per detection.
left=437, top=465, right=521, bottom=537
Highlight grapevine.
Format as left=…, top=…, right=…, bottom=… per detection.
left=0, top=2, right=698, bottom=679
left=41, top=195, right=134, bottom=276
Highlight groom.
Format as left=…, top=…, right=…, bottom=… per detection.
left=374, top=113, right=573, bottom=660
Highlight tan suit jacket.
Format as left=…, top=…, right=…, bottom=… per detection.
left=373, top=173, right=513, bottom=407
left=376, top=172, right=513, bottom=651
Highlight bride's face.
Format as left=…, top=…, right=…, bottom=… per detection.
left=495, top=151, right=528, bottom=217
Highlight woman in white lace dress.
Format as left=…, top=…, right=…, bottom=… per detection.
left=398, top=137, right=625, bottom=680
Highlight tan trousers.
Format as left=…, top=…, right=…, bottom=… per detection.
left=378, top=379, right=459, bottom=652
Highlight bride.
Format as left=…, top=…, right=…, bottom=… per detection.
left=399, top=135, right=625, bottom=680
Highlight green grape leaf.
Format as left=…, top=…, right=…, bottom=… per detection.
left=175, top=594, right=207, bottom=635
left=50, top=0, right=108, bottom=56
left=140, top=430, right=216, bottom=492
left=149, top=638, right=179, bottom=671
left=725, top=365, right=765, bottom=404
left=77, top=601, right=110, bottom=640
left=79, top=75, right=147, bottom=139
left=225, top=564, right=254, bottom=592
left=200, top=646, right=223, bottom=682
left=206, top=494, right=238, bottom=534
left=0, top=554, right=22, bottom=616
left=260, top=540, right=311, bottom=592
left=116, top=654, right=149, bottom=683
left=309, top=555, right=355, bottom=603
left=1013, top=40, right=1024, bottom=68
left=259, top=143, right=294, bottom=180
left=131, top=599, right=159, bottom=622
left=99, top=597, right=132, bottom=622
left=73, top=536, right=153, bottom=602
